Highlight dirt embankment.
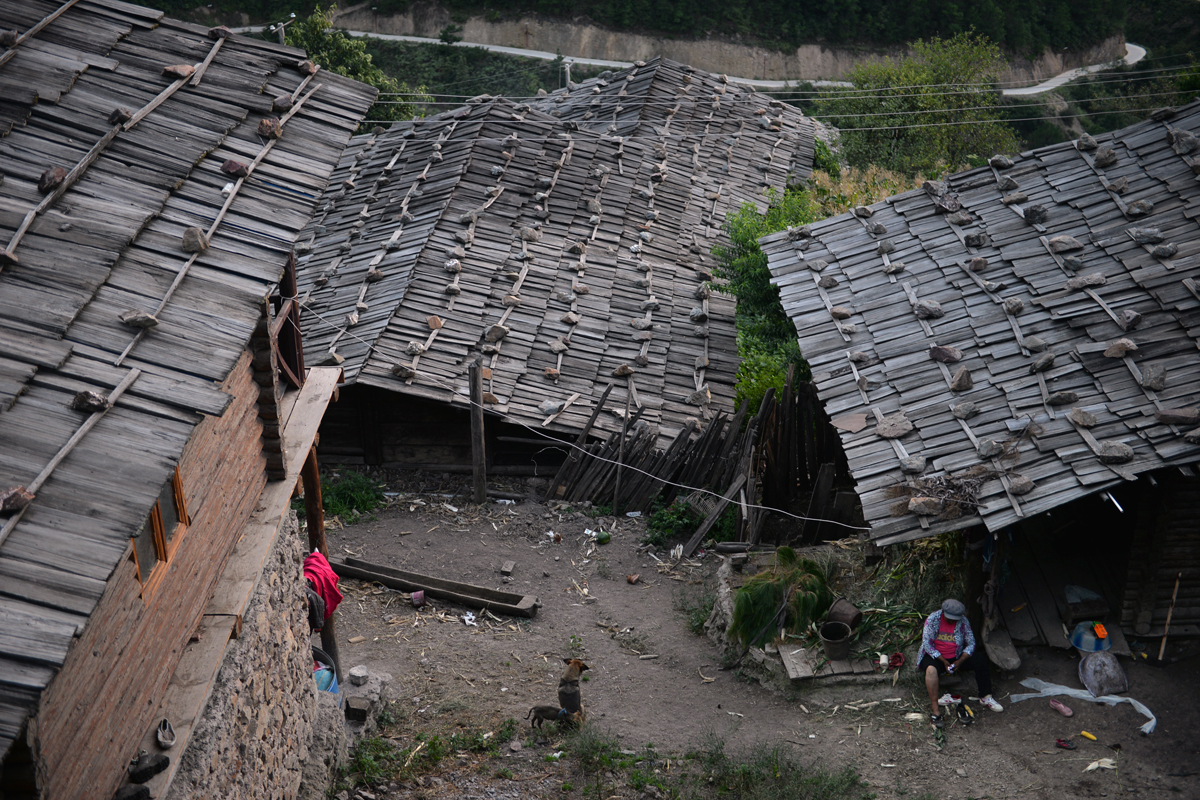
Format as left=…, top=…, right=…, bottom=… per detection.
left=332, top=1, right=1126, bottom=86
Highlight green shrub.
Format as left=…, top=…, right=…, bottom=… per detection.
left=322, top=470, right=386, bottom=520
left=644, top=500, right=699, bottom=547
left=728, top=547, right=832, bottom=648
left=340, top=736, right=398, bottom=787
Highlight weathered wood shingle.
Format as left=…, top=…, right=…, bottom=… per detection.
left=0, top=0, right=375, bottom=757
left=763, top=102, right=1200, bottom=546
left=295, top=59, right=818, bottom=445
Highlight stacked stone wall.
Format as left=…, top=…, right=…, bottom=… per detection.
left=166, top=516, right=317, bottom=800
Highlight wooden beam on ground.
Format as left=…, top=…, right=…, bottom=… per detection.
left=333, top=558, right=539, bottom=617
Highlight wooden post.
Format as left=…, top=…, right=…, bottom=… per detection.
left=469, top=357, right=487, bottom=504
left=302, top=446, right=341, bottom=681
left=964, top=526, right=988, bottom=645
left=302, top=447, right=326, bottom=555
left=613, top=379, right=632, bottom=513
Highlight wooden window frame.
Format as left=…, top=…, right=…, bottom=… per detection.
left=131, top=466, right=190, bottom=597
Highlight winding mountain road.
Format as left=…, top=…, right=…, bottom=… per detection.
left=333, top=31, right=1148, bottom=95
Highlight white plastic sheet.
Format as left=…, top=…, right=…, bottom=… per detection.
left=1009, top=677, right=1156, bottom=734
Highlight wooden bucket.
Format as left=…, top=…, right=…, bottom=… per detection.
left=827, top=597, right=863, bottom=630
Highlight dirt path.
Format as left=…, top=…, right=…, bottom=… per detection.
left=321, top=490, right=1200, bottom=800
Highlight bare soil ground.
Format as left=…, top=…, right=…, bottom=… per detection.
left=318, top=476, right=1200, bottom=800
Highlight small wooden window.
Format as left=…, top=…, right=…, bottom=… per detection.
left=131, top=466, right=189, bottom=592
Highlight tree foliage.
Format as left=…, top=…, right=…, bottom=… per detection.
left=815, top=31, right=1021, bottom=176
left=284, top=6, right=430, bottom=127
left=715, top=167, right=919, bottom=410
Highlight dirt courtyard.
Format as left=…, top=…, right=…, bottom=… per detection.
left=319, top=482, right=1200, bottom=800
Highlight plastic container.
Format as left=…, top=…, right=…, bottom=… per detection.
left=819, top=621, right=852, bottom=661
left=313, top=646, right=339, bottom=694
left=1070, top=621, right=1112, bottom=654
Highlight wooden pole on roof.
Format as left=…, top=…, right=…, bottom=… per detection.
left=470, top=357, right=487, bottom=504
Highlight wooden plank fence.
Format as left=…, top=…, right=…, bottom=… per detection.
left=548, top=366, right=851, bottom=546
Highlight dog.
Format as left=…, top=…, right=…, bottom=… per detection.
left=525, top=705, right=563, bottom=729
left=558, top=658, right=589, bottom=717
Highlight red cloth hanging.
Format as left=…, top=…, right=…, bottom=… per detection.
left=303, top=551, right=342, bottom=619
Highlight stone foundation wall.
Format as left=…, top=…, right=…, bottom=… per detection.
left=166, top=515, right=317, bottom=800
left=706, top=556, right=788, bottom=688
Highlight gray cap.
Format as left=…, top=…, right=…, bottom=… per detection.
left=942, top=599, right=966, bottom=620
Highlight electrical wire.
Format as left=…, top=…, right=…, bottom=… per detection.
left=293, top=293, right=871, bottom=532
left=356, top=105, right=1175, bottom=133
left=368, top=87, right=1192, bottom=124
left=371, top=63, right=1194, bottom=101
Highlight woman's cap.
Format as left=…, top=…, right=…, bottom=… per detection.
left=942, top=599, right=966, bottom=620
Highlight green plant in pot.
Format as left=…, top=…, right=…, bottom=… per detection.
left=728, top=547, right=833, bottom=648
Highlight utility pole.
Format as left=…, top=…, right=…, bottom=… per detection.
left=269, top=12, right=296, bottom=45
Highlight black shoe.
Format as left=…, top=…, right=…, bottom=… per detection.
left=956, top=702, right=974, bottom=725
left=128, top=751, right=169, bottom=784
left=931, top=713, right=945, bottom=728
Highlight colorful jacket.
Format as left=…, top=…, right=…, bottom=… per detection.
left=920, top=610, right=975, bottom=661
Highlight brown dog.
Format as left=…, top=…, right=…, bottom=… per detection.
left=558, top=658, right=589, bottom=717
left=525, top=704, right=563, bottom=729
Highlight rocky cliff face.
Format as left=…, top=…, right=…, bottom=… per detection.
left=333, top=1, right=1125, bottom=87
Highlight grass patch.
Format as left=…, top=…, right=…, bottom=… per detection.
left=676, top=584, right=717, bottom=636
left=557, top=726, right=876, bottom=800
left=683, top=732, right=875, bottom=800
left=337, top=717, right=519, bottom=790
left=321, top=469, right=386, bottom=522
left=338, top=736, right=399, bottom=788
left=644, top=498, right=737, bottom=549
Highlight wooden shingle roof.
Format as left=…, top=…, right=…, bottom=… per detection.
left=762, top=102, right=1200, bottom=546
left=295, top=59, right=818, bottom=445
left=0, top=0, right=374, bottom=755
left=533, top=56, right=817, bottom=264
left=295, top=99, right=739, bottom=444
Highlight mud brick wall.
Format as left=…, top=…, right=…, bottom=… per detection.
left=28, top=352, right=269, bottom=800
left=166, top=515, right=317, bottom=800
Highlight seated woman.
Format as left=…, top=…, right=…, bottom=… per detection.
left=919, top=599, right=1004, bottom=728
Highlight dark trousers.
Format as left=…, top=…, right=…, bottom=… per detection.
left=918, top=650, right=993, bottom=698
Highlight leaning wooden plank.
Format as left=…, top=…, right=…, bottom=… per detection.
left=681, top=472, right=748, bottom=558
left=335, top=558, right=540, bottom=618
left=133, top=615, right=238, bottom=800
left=545, top=383, right=614, bottom=500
